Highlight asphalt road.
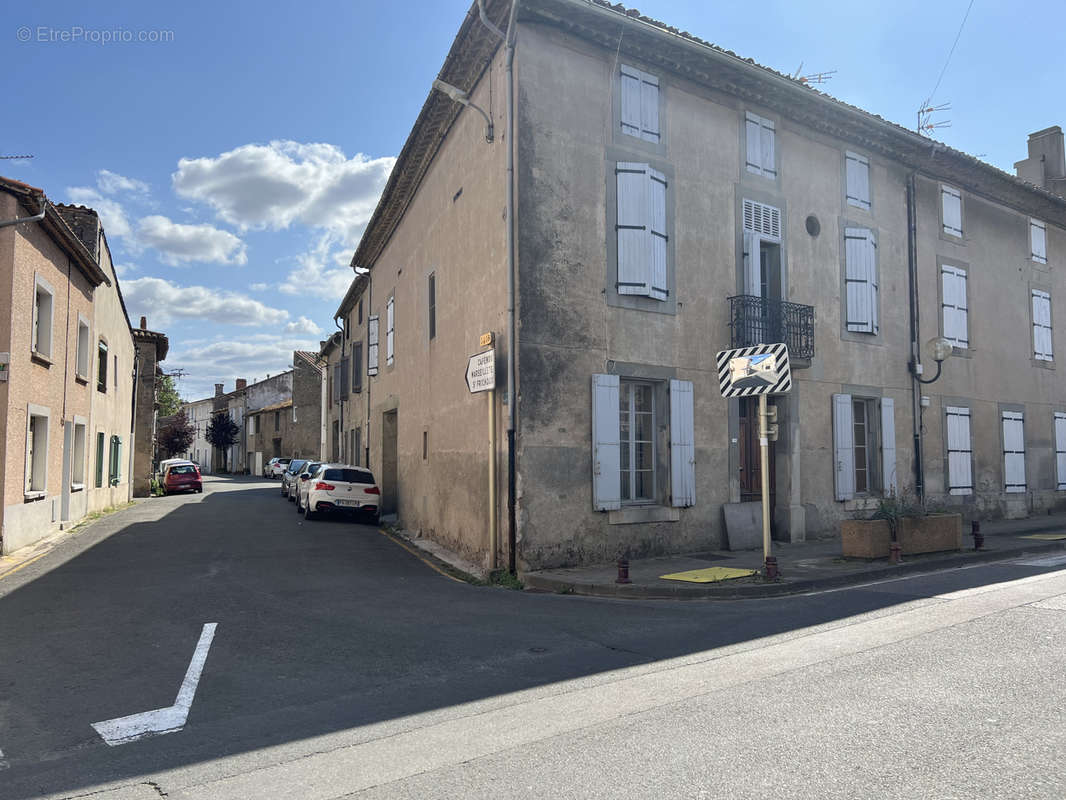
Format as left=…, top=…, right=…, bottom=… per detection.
left=1, top=475, right=1065, bottom=799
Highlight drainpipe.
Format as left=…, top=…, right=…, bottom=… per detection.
left=0, top=198, right=47, bottom=228
left=333, top=320, right=344, bottom=462
left=906, top=171, right=925, bottom=502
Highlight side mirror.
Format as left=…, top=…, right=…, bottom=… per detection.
left=300, top=473, right=311, bottom=481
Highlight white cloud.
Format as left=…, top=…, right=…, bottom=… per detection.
left=249, top=282, right=270, bottom=291
left=114, top=263, right=137, bottom=277
left=65, top=187, right=132, bottom=238
left=122, top=277, right=288, bottom=326
left=136, top=215, right=247, bottom=266
left=284, top=316, right=323, bottom=336
left=97, top=169, right=149, bottom=195
left=279, top=232, right=355, bottom=300
left=168, top=335, right=320, bottom=401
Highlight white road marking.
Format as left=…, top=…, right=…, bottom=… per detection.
left=91, top=623, right=217, bottom=746
left=1013, top=553, right=1066, bottom=568
left=0, top=746, right=9, bottom=770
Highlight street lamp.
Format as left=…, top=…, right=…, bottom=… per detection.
left=911, top=336, right=954, bottom=384
left=433, top=78, right=494, bottom=143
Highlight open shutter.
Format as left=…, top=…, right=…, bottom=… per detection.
left=640, top=71, right=660, bottom=142
left=1031, top=219, right=1047, bottom=264
left=833, top=394, right=855, bottom=500
left=669, top=379, right=695, bottom=507
left=880, top=397, right=897, bottom=496
left=846, top=151, right=870, bottom=210
left=592, top=374, right=621, bottom=511
left=385, top=297, right=394, bottom=365
left=845, top=228, right=873, bottom=333
left=946, top=406, right=973, bottom=495
left=942, top=186, right=962, bottom=236
left=616, top=162, right=650, bottom=297
left=745, top=113, right=762, bottom=175
left=648, top=168, right=668, bottom=300
left=1033, top=290, right=1053, bottom=360
left=367, top=315, right=379, bottom=376
left=1002, top=411, right=1026, bottom=493
left=743, top=232, right=760, bottom=297
left=1055, top=412, right=1066, bottom=490
left=619, top=65, right=641, bottom=138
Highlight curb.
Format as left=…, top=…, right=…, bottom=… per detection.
left=521, top=540, right=1066, bottom=600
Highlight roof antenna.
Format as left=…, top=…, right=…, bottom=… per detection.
left=0, top=154, right=34, bottom=160
left=917, top=102, right=951, bottom=135
left=798, top=70, right=836, bottom=85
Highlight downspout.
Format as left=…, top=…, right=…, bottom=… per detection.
left=334, top=319, right=344, bottom=461
left=906, top=171, right=924, bottom=502
left=364, top=275, right=372, bottom=468
left=130, top=354, right=140, bottom=502
left=0, top=198, right=47, bottom=228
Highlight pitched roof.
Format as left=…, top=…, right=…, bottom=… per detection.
left=252, top=399, right=293, bottom=414
left=295, top=350, right=324, bottom=373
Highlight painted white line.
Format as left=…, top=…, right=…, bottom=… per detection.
left=0, top=746, right=9, bottom=770
left=1013, top=553, right=1066, bottom=568
left=92, top=623, right=217, bottom=746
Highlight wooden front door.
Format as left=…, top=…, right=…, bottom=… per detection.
left=739, top=397, right=776, bottom=505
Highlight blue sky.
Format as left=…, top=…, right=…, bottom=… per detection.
left=3, top=0, right=1063, bottom=400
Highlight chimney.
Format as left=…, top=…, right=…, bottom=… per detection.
left=1015, top=126, right=1066, bottom=195
left=236, top=378, right=247, bottom=391
left=214, top=383, right=224, bottom=396
left=140, top=316, right=147, bottom=330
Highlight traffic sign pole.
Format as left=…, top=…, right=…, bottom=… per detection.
left=488, top=382, right=497, bottom=571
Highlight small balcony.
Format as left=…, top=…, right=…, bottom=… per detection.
left=728, top=295, right=815, bottom=361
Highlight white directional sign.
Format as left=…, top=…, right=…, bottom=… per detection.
left=465, top=350, right=496, bottom=393
left=716, top=343, right=791, bottom=397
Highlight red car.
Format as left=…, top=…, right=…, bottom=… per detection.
left=163, top=462, right=202, bottom=495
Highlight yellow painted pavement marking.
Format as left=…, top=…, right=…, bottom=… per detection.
left=0, top=550, right=51, bottom=582
left=659, top=566, right=757, bottom=583
left=1020, top=533, right=1066, bottom=541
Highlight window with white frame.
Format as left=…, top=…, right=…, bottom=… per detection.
left=97, top=339, right=108, bottom=392
left=745, top=112, right=776, bottom=178
left=368, top=315, right=379, bottom=376
left=941, top=265, right=969, bottom=347
left=619, top=64, right=660, bottom=143
left=1055, top=412, right=1066, bottom=490
left=591, top=375, right=694, bottom=510
left=833, top=394, right=897, bottom=500
left=844, top=227, right=878, bottom=334
left=741, top=199, right=782, bottom=301
left=72, top=421, right=87, bottom=488
left=616, top=162, right=668, bottom=300
left=1032, top=289, right=1053, bottom=361
left=26, top=407, right=50, bottom=493
left=385, top=296, right=395, bottom=366
left=76, top=317, right=90, bottom=379
left=845, top=151, right=870, bottom=210
left=941, top=185, right=962, bottom=237
left=1031, top=219, right=1047, bottom=264
left=945, top=406, right=973, bottom=495
left=32, top=276, right=54, bottom=359
left=1002, top=411, right=1026, bottom=493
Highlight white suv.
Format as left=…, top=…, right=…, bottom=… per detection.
left=299, top=463, right=380, bottom=524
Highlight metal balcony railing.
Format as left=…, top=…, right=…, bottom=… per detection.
left=728, top=295, right=815, bottom=360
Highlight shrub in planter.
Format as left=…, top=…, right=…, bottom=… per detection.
left=840, top=490, right=962, bottom=559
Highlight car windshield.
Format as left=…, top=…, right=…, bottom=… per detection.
left=170, top=465, right=196, bottom=475
left=303, top=463, right=321, bottom=475
left=323, top=468, right=375, bottom=484
left=279, top=459, right=291, bottom=465
left=287, top=460, right=307, bottom=473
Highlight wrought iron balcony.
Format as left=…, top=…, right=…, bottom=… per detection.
left=728, top=295, right=815, bottom=360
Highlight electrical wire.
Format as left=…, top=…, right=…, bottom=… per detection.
left=921, top=0, right=976, bottom=109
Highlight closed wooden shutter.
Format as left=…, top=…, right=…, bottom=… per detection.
left=880, top=397, right=897, bottom=495
left=845, top=228, right=878, bottom=333
left=1055, top=412, right=1066, bottom=490
left=945, top=406, right=973, bottom=495
left=592, top=374, right=621, bottom=511
left=833, top=393, right=855, bottom=500
left=845, top=151, right=870, bottom=210
left=742, top=231, right=760, bottom=297
left=745, top=113, right=776, bottom=178
left=1032, top=289, right=1053, bottom=360
left=1031, top=219, right=1047, bottom=264
left=386, top=297, right=395, bottom=365
left=742, top=199, right=781, bottom=240
left=352, top=343, right=363, bottom=391
left=619, top=65, right=642, bottom=139
left=640, top=71, right=660, bottom=142
left=1002, top=411, right=1026, bottom=493
left=942, top=186, right=962, bottom=236
left=367, top=315, right=379, bottom=376
left=669, top=379, right=695, bottom=507
left=941, top=266, right=969, bottom=346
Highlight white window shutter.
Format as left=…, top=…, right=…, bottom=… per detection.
left=942, top=267, right=968, bottom=347
left=669, top=379, right=695, bottom=507
left=833, top=393, right=855, bottom=501
left=946, top=406, right=973, bottom=495
left=846, top=151, right=870, bottom=210
left=648, top=168, right=668, bottom=300
left=1031, top=219, right=1047, bottom=264
left=1033, top=290, right=1053, bottom=360
left=880, top=397, right=897, bottom=496
left=745, top=113, right=761, bottom=175
left=867, top=231, right=879, bottom=334
left=760, top=117, right=776, bottom=178
left=1055, top=412, right=1066, bottom=490
left=592, top=374, right=621, bottom=511
left=620, top=65, right=641, bottom=138
left=942, top=186, right=962, bottom=236
left=743, top=231, right=760, bottom=297
left=367, top=315, right=379, bottom=376
left=845, top=227, right=873, bottom=333
left=640, top=71, right=660, bottom=143
left=386, top=297, right=395, bottom=365
left=616, top=162, right=651, bottom=297
left=1002, top=411, right=1026, bottom=493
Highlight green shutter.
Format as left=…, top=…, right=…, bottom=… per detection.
left=95, top=432, right=105, bottom=488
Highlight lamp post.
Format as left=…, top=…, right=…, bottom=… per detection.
left=911, top=336, right=954, bottom=384
left=432, top=79, right=494, bottom=143
left=910, top=336, right=954, bottom=506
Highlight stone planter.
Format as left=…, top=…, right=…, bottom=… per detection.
left=841, top=514, right=963, bottom=559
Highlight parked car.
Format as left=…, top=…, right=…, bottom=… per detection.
left=288, top=461, right=321, bottom=502
left=298, top=463, right=380, bottom=523
left=281, top=459, right=310, bottom=499
left=163, top=462, right=202, bottom=495
left=266, top=457, right=291, bottom=478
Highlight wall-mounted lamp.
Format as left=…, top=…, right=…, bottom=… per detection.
left=433, top=78, right=494, bottom=143
left=911, top=336, right=954, bottom=384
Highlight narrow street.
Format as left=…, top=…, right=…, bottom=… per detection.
left=2, top=476, right=1065, bottom=799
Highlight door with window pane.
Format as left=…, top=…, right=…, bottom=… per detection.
left=619, top=382, right=655, bottom=502
left=738, top=397, right=775, bottom=505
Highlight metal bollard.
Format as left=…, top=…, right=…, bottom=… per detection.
left=972, top=520, right=984, bottom=551
left=615, top=557, right=631, bottom=584
left=764, top=556, right=779, bottom=581
left=889, top=542, right=902, bottom=564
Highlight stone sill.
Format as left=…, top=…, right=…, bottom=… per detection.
left=608, top=506, right=680, bottom=525
left=30, top=351, right=53, bottom=368
left=24, top=491, right=46, bottom=502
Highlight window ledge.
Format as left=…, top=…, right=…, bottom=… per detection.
left=608, top=505, right=680, bottom=525
left=844, top=497, right=881, bottom=512
left=24, top=490, right=46, bottom=501
left=71, top=483, right=84, bottom=492
left=75, top=374, right=88, bottom=385
left=31, top=351, right=53, bottom=368
left=1032, top=358, right=1055, bottom=370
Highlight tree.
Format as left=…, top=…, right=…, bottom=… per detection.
left=156, top=374, right=182, bottom=417
left=156, top=410, right=195, bottom=459
left=206, top=412, right=240, bottom=472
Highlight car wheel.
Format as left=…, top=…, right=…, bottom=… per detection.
left=295, top=496, right=302, bottom=512
left=304, top=502, right=316, bottom=521
left=196, top=487, right=203, bottom=493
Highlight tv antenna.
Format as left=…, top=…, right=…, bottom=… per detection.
left=917, top=102, right=951, bottom=135
left=791, top=63, right=837, bottom=85
left=0, top=154, right=34, bottom=160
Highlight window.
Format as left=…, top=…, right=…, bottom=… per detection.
left=941, top=265, right=969, bottom=347
left=343, top=315, right=350, bottom=340
left=97, top=339, right=108, bottom=392
left=249, top=416, right=257, bottom=436
left=358, top=298, right=364, bottom=325
left=619, top=64, right=660, bottom=143
left=428, top=273, right=436, bottom=340
left=32, top=276, right=54, bottom=360
left=741, top=199, right=782, bottom=305
left=72, top=421, right=87, bottom=488
left=114, top=355, right=118, bottom=389
left=76, top=317, right=90, bottom=379
left=1055, top=412, right=1066, bottom=490
left=844, top=227, right=879, bottom=333
left=845, top=151, right=870, bottom=210
left=339, top=358, right=349, bottom=399
left=26, top=408, right=49, bottom=494
left=833, top=394, right=897, bottom=500
left=945, top=406, right=973, bottom=495
left=1002, top=411, right=1026, bottom=493
left=1032, top=289, right=1053, bottom=361
left=1031, top=219, right=1047, bottom=264
left=274, top=411, right=280, bottom=431
left=386, top=296, right=395, bottom=366
left=368, top=315, right=380, bottom=376
left=95, top=431, right=105, bottom=488
left=591, top=374, right=694, bottom=510
left=745, top=112, right=776, bottom=178
left=323, top=467, right=374, bottom=484
left=107, top=435, right=122, bottom=486
left=616, top=162, right=668, bottom=300
left=352, top=343, right=363, bottom=392
left=332, top=364, right=342, bottom=403
left=422, top=430, right=428, bottom=460
left=941, top=185, right=962, bottom=237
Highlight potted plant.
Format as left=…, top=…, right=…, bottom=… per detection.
left=841, top=488, right=963, bottom=560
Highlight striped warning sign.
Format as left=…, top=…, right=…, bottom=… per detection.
left=716, top=343, right=791, bottom=397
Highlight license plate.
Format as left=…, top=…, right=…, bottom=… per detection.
left=335, top=500, right=358, bottom=507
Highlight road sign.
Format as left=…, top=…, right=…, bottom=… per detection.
left=716, top=343, right=791, bottom=397
left=466, top=350, right=496, bottom=393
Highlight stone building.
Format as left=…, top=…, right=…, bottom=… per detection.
left=320, top=276, right=369, bottom=470
left=342, top=0, right=1066, bottom=571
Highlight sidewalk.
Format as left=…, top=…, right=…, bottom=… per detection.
left=521, top=513, right=1066, bottom=599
